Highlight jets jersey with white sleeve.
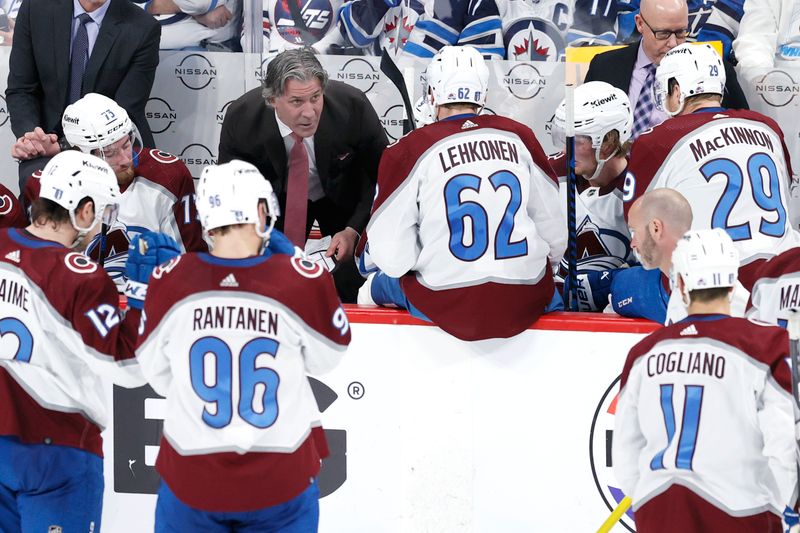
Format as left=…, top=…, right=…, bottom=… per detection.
left=550, top=153, right=633, bottom=281
left=134, top=0, right=240, bottom=49
left=24, top=149, right=207, bottom=289
left=748, top=247, right=800, bottom=326
left=137, top=252, right=349, bottom=512
left=0, top=229, right=144, bottom=458
left=360, top=114, right=566, bottom=340
left=625, top=108, right=800, bottom=284
left=613, top=315, right=797, bottom=530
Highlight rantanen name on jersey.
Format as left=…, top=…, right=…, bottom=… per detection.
left=193, top=305, right=279, bottom=335
left=438, top=139, right=520, bottom=172
left=646, top=351, right=726, bottom=379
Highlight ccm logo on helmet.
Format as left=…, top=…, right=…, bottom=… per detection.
left=65, top=252, right=99, bottom=274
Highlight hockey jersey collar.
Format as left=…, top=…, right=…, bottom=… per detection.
left=692, top=107, right=727, bottom=114
left=676, top=313, right=729, bottom=324
left=440, top=113, right=479, bottom=122
left=8, top=228, right=65, bottom=249
left=197, top=253, right=271, bottom=267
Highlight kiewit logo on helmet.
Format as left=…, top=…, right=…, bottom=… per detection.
left=590, top=94, right=617, bottom=107
left=63, top=114, right=80, bottom=125
left=82, top=160, right=109, bottom=173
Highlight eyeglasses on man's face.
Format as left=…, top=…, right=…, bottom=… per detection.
left=639, top=15, right=689, bottom=41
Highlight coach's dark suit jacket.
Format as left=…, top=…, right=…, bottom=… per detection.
left=584, top=42, right=749, bottom=110
left=6, top=0, right=160, bottom=147
left=218, top=80, right=389, bottom=238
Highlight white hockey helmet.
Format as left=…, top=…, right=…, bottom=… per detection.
left=62, top=93, right=137, bottom=153
left=671, top=228, right=739, bottom=303
left=426, top=46, right=489, bottom=111
left=196, top=160, right=281, bottom=240
left=552, top=81, right=633, bottom=150
left=38, top=150, right=121, bottom=245
left=655, top=43, right=726, bottom=117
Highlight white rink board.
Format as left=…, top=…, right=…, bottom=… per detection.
left=100, top=319, right=648, bottom=533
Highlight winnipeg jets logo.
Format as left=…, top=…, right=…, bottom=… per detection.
left=383, top=11, right=416, bottom=53
left=504, top=18, right=565, bottom=61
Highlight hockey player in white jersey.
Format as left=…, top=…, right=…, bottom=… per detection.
left=748, top=247, right=800, bottom=327
left=613, top=228, right=799, bottom=532
left=0, top=151, right=147, bottom=533
left=549, top=81, right=634, bottom=311
left=132, top=160, right=349, bottom=532
left=23, top=93, right=207, bottom=289
left=625, top=42, right=799, bottom=291
left=136, top=0, right=240, bottom=50
left=357, top=46, right=565, bottom=340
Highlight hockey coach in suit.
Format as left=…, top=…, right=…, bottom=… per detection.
left=584, top=0, right=748, bottom=140
left=7, top=0, right=160, bottom=186
left=218, top=48, right=389, bottom=302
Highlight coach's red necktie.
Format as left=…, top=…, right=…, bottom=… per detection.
left=284, top=133, right=309, bottom=246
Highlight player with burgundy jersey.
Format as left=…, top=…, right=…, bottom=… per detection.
left=0, top=183, right=27, bottom=230
left=624, top=43, right=799, bottom=289
left=357, top=46, right=565, bottom=340
left=131, top=160, right=349, bottom=531
left=22, top=93, right=207, bottom=289
left=614, top=229, right=798, bottom=532
left=0, top=151, right=146, bottom=533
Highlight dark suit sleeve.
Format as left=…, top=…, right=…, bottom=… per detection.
left=721, top=59, right=748, bottom=110
left=218, top=105, right=243, bottom=165
left=6, top=0, right=44, bottom=138
left=583, top=54, right=602, bottom=84
left=347, top=91, right=388, bottom=233
left=113, top=20, right=160, bottom=147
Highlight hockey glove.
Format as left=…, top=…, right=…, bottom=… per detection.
left=563, top=269, right=618, bottom=311
left=125, top=232, right=181, bottom=310
left=610, top=266, right=669, bottom=323
left=783, top=506, right=799, bottom=533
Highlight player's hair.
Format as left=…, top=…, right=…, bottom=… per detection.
left=262, top=48, right=329, bottom=105
left=687, top=287, right=731, bottom=303
left=601, top=129, right=631, bottom=158
left=30, top=196, right=93, bottom=227
left=440, top=102, right=481, bottom=112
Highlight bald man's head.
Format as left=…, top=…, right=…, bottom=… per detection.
left=628, top=188, right=693, bottom=271
left=636, top=0, right=689, bottom=65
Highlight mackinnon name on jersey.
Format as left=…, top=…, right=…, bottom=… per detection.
left=439, top=139, right=520, bottom=173
left=193, top=305, right=279, bottom=335
left=689, top=125, right=775, bottom=162
left=646, top=351, right=726, bottom=379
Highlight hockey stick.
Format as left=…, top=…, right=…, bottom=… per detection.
left=786, top=311, right=800, bottom=509
left=564, top=80, right=579, bottom=311
left=596, top=496, right=631, bottom=533
left=380, top=49, right=415, bottom=135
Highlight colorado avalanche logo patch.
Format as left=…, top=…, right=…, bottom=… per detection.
left=291, top=256, right=324, bottom=279
left=504, top=18, right=565, bottom=61
left=65, top=252, right=98, bottom=274
left=274, top=0, right=334, bottom=45
left=0, top=195, right=14, bottom=216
